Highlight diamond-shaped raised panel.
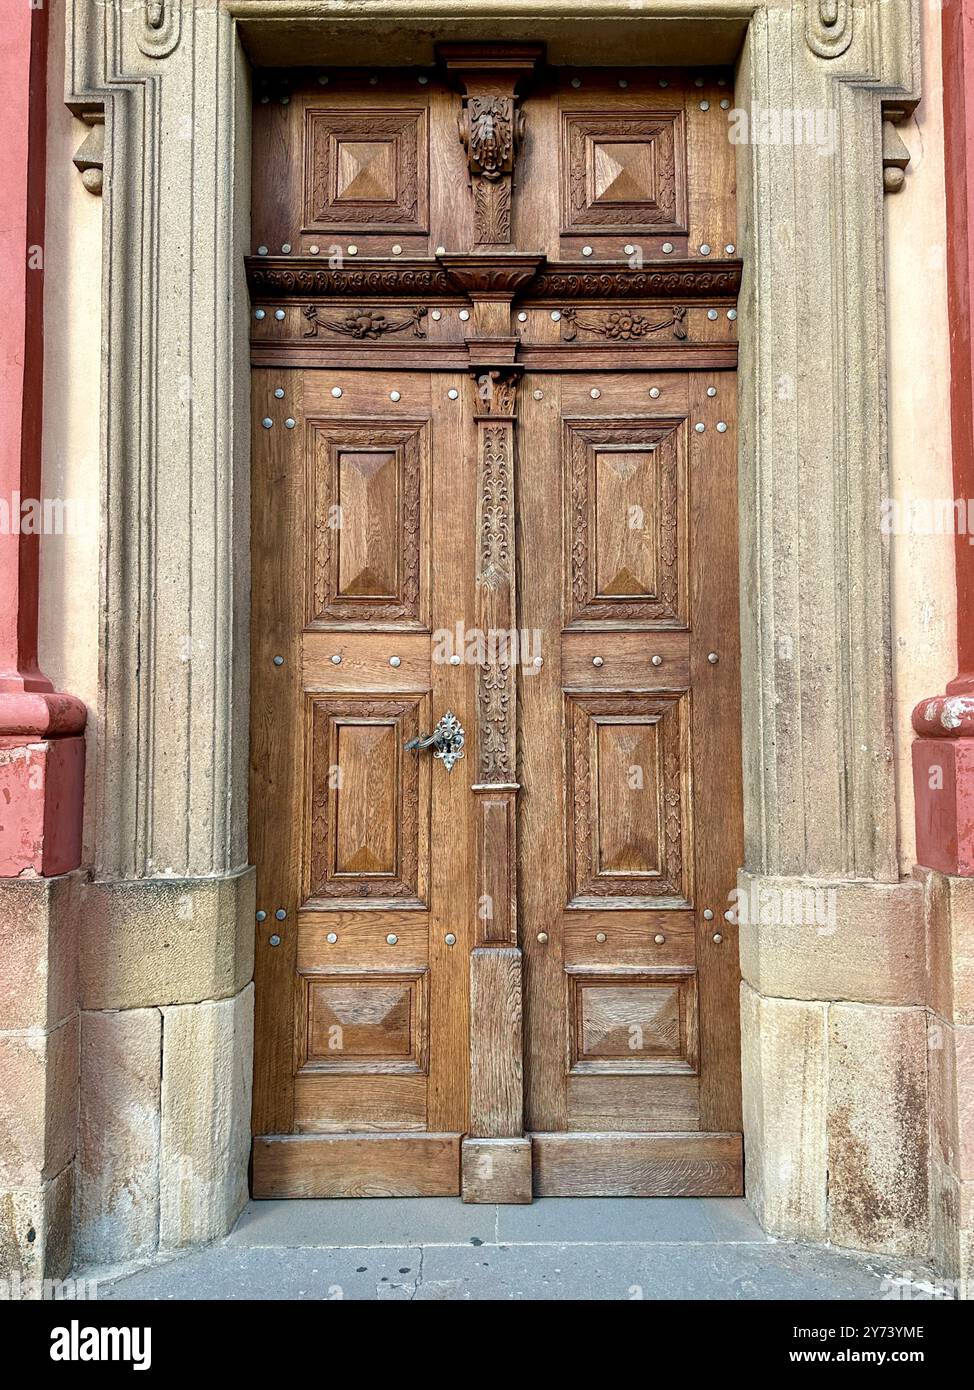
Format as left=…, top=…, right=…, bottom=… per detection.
left=300, top=970, right=429, bottom=1074
left=565, top=419, right=688, bottom=628
left=305, top=695, right=430, bottom=908
left=562, top=111, right=687, bottom=234
left=567, top=968, right=699, bottom=1074
left=309, top=421, right=428, bottom=629
left=566, top=692, right=692, bottom=908
left=304, top=109, right=428, bottom=233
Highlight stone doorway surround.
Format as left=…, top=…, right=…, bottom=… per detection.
left=8, top=0, right=971, bottom=1292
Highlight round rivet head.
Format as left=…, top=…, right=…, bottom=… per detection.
left=652, top=654, right=663, bottom=667
left=390, top=391, right=401, bottom=402
left=624, top=244, right=636, bottom=255
left=449, top=654, right=462, bottom=666
left=281, top=243, right=291, bottom=253
left=708, top=651, right=719, bottom=664
left=310, top=245, right=320, bottom=255
left=392, top=244, right=403, bottom=255
left=592, top=656, right=604, bottom=668
left=649, top=387, right=661, bottom=399
left=725, top=243, right=736, bottom=253
left=445, top=933, right=456, bottom=946
left=728, top=309, right=738, bottom=321
left=256, top=910, right=267, bottom=922
left=269, top=934, right=281, bottom=947
left=448, top=388, right=459, bottom=400
left=347, top=245, right=358, bottom=256
left=551, top=310, right=562, bottom=322
left=654, top=934, right=666, bottom=944
left=717, top=421, right=728, bottom=433
left=331, top=653, right=342, bottom=665
left=326, top=932, right=338, bottom=944
left=695, top=422, right=705, bottom=433
left=435, top=246, right=446, bottom=255
left=694, top=76, right=705, bottom=87
left=318, top=74, right=329, bottom=85
left=571, top=77, right=582, bottom=88
left=255, top=309, right=266, bottom=320
left=257, top=245, right=268, bottom=256
left=713, top=932, right=723, bottom=943
left=534, top=656, right=544, bottom=667
left=459, top=309, right=470, bottom=321
left=537, top=932, right=549, bottom=944
left=596, top=932, right=607, bottom=943
left=386, top=934, right=398, bottom=945
left=262, top=417, right=273, bottom=429
left=582, top=246, right=593, bottom=257
left=274, top=309, right=285, bottom=321
left=285, top=418, right=296, bottom=429
left=431, top=310, right=442, bottom=321
left=703, top=909, right=715, bottom=921
left=700, top=101, right=710, bottom=111
left=618, top=78, right=629, bottom=89
left=331, top=386, right=343, bottom=398
left=274, top=387, right=285, bottom=398
left=662, top=242, right=674, bottom=254
left=273, top=655, right=284, bottom=666
left=389, top=656, right=401, bottom=668
left=699, top=244, right=712, bottom=255
left=724, top=909, right=735, bottom=923
left=659, top=78, right=669, bottom=88
left=707, top=386, right=717, bottom=397
left=533, top=389, right=544, bottom=400
left=720, top=100, right=731, bottom=111
left=590, top=388, right=601, bottom=399
left=275, top=909, right=287, bottom=921
left=418, top=75, right=429, bottom=85
left=708, top=309, right=718, bottom=321
left=517, top=311, right=528, bottom=322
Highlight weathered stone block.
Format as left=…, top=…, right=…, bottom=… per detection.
left=75, top=1008, right=162, bottom=1264
left=80, top=868, right=255, bottom=1011
left=827, top=1003, right=929, bottom=1257
left=159, top=984, right=253, bottom=1249
left=0, top=1018, right=78, bottom=1190
left=740, top=984, right=828, bottom=1241
left=738, top=872, right=924, bottom=1004
left=0, top=873, right=81, bottom=1032
left=0, top=1165, right=73, bottom=1289
left=923, top=869, right=974, bottom=1026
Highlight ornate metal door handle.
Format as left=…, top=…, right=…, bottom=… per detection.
left=403, top=711, right=465, bottom=771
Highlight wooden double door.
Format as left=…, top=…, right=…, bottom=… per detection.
left=248, top=50, right=744, bottom=1201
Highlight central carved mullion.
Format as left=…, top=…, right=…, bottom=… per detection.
left=473, top=374, right=520, bottom=950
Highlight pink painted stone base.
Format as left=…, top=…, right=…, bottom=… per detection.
left=0, top=737, right=85, bottom=876
left=912, top=737, right=974, bottom=876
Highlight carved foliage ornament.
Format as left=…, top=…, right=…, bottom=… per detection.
left=562, top=307, right=687, bottom=342
left=303, top=305, right=428, bottom=339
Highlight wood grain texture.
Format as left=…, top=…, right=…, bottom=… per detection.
left=461, top=1137, right=533, bottom=1204
left=469, top=946, right=524, bottom=1138
left=252, top=1133, right=461, bottom=1198
left=530, top=1131, right=742, bottom=1196
left=251, top=63, right=742, bottom=1197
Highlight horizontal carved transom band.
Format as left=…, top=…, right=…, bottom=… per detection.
left=246, top=256, right=743, bottom=304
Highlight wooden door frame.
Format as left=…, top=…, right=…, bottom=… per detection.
left=68, top=0, right=923, bottom=1233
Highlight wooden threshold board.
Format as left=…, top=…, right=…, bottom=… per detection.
left=252, top=1133, right=462, bottom=1198
left=528, top=1131, right=743, bottom=1197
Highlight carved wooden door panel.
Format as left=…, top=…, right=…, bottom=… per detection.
left=249, top=52, right=743, bottom=1200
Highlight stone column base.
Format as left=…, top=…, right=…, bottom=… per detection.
left=739, top=873, right=930, bottom=1259
left=74, top=869, right=256, bottom=1266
